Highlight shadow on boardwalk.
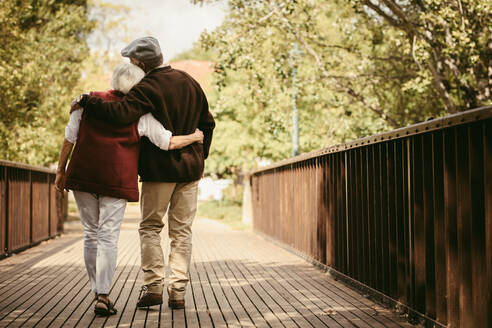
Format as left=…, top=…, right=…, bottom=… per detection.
left=0, top=205, right=417, bottom=327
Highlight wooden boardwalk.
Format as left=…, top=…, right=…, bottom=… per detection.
left=0, top=205, right=416, bottom=328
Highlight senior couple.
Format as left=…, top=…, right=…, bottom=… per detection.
left=55, top=37, right=215, bottom=316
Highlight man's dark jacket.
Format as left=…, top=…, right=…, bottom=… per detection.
left=80, top=66, right=215, bottom=182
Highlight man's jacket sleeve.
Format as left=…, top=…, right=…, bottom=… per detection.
left=198, top=91, right=215, bottom=159
left=80, top=80, right=156, bottom=126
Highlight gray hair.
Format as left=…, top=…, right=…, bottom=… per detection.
left=110, top=63, right=145, bottom=94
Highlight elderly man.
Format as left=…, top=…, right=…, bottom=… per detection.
left=74, top=37, right=215, bottom=309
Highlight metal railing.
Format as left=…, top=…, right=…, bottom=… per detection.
left=250, top=105, right=492, bottom=328
left=0, top=160, right=67, bottom=258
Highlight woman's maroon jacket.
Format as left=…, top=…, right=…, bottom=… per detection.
left=65, top=90, right=140, bottom=202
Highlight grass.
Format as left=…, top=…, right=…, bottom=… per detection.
left=197, top=200, right=250, bottom=231
left=68, top=197, right=250, bottom=231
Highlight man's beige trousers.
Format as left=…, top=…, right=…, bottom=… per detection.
left=139, top=180, right=199, bottom=299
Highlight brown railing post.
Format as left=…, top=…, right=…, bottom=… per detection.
left=0, top=160, right=67, bottom=256
left=250, top=106, right=492, bottom=328
left=0, top=166, right=6, bottom=258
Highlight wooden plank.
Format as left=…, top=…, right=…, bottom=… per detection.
left=352, top=149, right=361, bottom=282
left=0, top=207, right=427, bottom=328
left=48, top=178, right=59, bottom=237
left=411, top=135, right=425, bottom=314
left=456, top=126, right=473, bottom=327
left=196, top=239, right=241, bottom=327
left=405, top=138, right=415, bottom=311
left=188, top=257, right=214, bottom=327
left=367, top=146, right=377, bottom=290
left=373, top=144, right=384, bottom=294
left=200, top=227, right=282, bottom=327
left=0, top=166, right=6, bottom=258
left=193, top=249, right=228, bottom=327
left=316, top=157, right=327, bottom=266
left=0, top=234, right=81, bottom=286
left=193, top=239, right=268, bottom=328
left=395, top=139, right=408, bottom=305
left=214, top=260, right=313, bottom=326
left=422, top=133, right=436, bottom=320
left=19, top=264, right=88, bottom=327
left=432, top=131, right=447, bottom=324
left=210, top=237, right=297, bottom=327
left=279, top=253, right=411, bottom=328
left=0, top=251, right=69, bottom=305
left=203, top=230, right=285, bottom=327
left=360, top=148, right=369, bottom=286
left=7, top=168, right=31, bottom=252
left=238, top=242, right=357, bottom=327
left=380, top=143, right=391, bottom=297
left=199, top=235, right=256, bottom=327
left=103, top=251, right=141, bottom=328
left=55, top=230, right=136, bottom=327
left=0, top=234, right=78, bottom=294
left=183, top=283, right=201, bottom=328
left=215, top=232, right=335, bottom=328
left=484, top=119, right=492, bottom=328
left=92, top=231, right=140, bottom=327
left=340, top=153, right=348, bottom=275
left=326, top=156, right=334, bottom=269
left=245, top=233, right=391, bottom=328
left=469, top=122, right=488, bottom=327
left=110, top=269, right=143, bottom=328
left=443, top=128, right=459, bottom=328
left=250, top=234, right=413, bottom=328
left=31, top=172, right=50, bottom=243
left=0, top=241, right=83, bottom=324
left=34, top=267, right=90, bottom=327
left=386, top=141, right=398, bottom=300
left=0, top=160, right=55, bottom=174
left=91, top=242, right=140, bottom=327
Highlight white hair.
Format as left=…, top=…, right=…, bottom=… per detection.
left=110, top=63, right=145, bottom=94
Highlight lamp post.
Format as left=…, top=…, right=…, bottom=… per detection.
left=289, top=42, right=302, bottom=157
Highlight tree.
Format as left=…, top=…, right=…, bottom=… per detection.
left=191, top=0, right=490, bottom=177
left=353, top=0, right=491, bottom=112
left=0, top=0, right=94, bottom=165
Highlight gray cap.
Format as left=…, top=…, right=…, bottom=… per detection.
left=121, top=37, right=162, bottom=63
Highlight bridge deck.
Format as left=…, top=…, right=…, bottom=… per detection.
left=0, top=205, right=415, bottom=328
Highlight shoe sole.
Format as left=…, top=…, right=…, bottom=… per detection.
left=168, top=302, right=185, bottom=309
left=94, top=308, right=117, bottom=316
left=136, top=300, right=163, bottom=308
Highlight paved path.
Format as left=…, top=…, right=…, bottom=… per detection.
left=0, top=205, right=415, bottom=327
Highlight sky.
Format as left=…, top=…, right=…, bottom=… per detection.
left=88, top=0, right=227, bottom=61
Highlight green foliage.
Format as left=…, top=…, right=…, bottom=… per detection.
left=0, top=0, right=94, bottom=165
left=222, top=183, right=243, bottom=205
left=197, top=200, right=248, bottom=230
left=191, top=0, right=491, bottom=178
left=351, top=0, right=492, bottom=112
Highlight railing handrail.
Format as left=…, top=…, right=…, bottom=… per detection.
left=251, top=105, right=492, bottom=174
left=0, top=160, right=56, bottom=174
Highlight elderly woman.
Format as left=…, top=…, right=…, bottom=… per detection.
left=55, top=63, right=203, bottom=316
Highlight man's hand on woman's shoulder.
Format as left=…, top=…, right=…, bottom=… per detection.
left=70, top=93, right=90, bottom=113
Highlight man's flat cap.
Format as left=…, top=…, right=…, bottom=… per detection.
left=121, top=37, right=162, bottom=63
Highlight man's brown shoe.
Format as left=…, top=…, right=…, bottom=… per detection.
left=137, top=288, right=163, bottom=308
left=168, top=299, right=185, bottom=309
